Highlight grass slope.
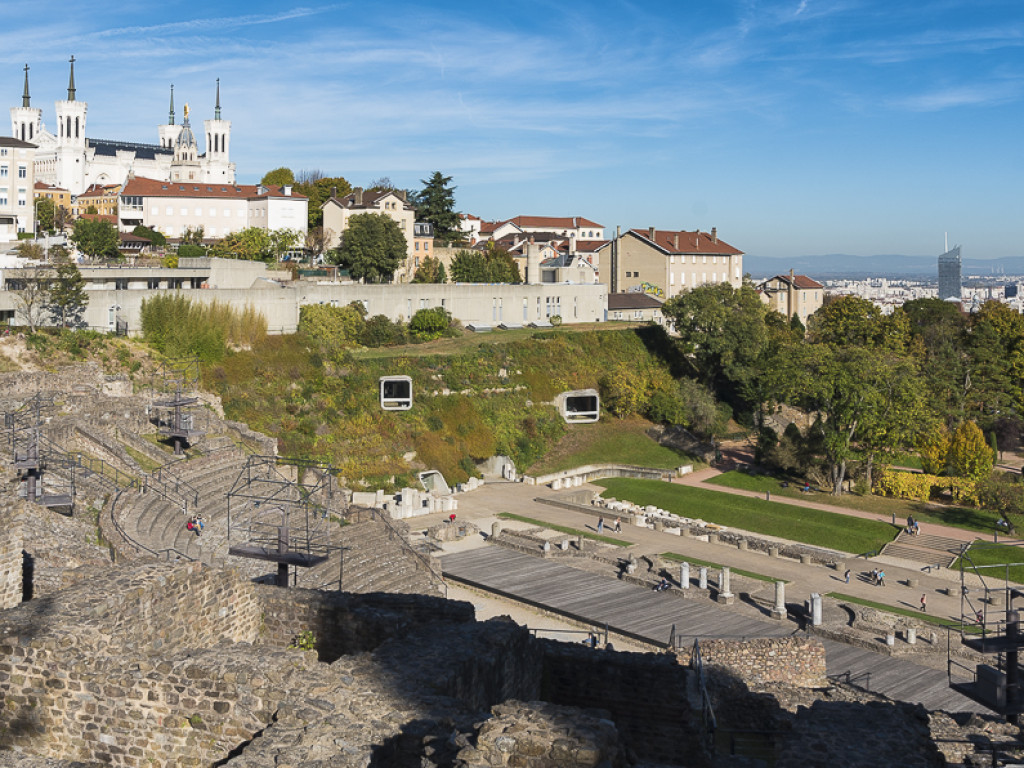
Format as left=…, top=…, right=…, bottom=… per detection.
left=595, top=478, right=898, bottom=555
left=527, top=417, right=695, bottom=475
left=708, top=471, right=1000, bottom=534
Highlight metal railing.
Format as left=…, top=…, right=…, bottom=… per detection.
left=691, top=638, right=717, bottom=749
left=363, top=506, right=447, bottom=596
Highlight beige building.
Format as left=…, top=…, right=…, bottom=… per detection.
left=598, top=227, right=743, bottom=300
left=34, top=181, right=72, bottom=213
left=322, top=187, right=419, bottom=281
left=606, top=292, right=665, bottom=324
left=74, top=182, right=121, bottom=218
left=0, top=136, right=36, bottom=243
left=757, top=271, right=824, bottom=325
left=118, top=177, right=307, bottom=241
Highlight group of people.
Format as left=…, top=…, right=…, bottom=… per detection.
left=596, top=517, right=622, bottom=534
left=186, top=514, right=204, bottom=537
left=905, top=515, right=921, bottom=536
left=869, top=568, right=886, bottom=586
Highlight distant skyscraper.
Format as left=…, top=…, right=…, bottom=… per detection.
left=938, top=246, right=962, bottom=301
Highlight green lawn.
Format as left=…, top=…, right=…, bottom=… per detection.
left=953, top=541, right=1024, bottom=585
left=497, top=513, right=631, bottom=547
left=595, top=478, right=899, bottom=556
left=660, top=551, right=779, bottom=583
left=707, top=471, right=1001, bottom=534
left=527, top=417, right=696, bottom=475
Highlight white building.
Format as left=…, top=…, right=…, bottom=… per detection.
left=10, top=59, right=234, bottom=197
left=118, top=177, right=307, bottom=240
left=0, top=137, right=36, bottom=243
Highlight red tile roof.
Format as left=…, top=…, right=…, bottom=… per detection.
left=575, top=239, right=608, bottom=252
left=122, top=177, right=305, bottom=200
left=766, top=274, right=823, bottom=290
left=506, top=215, right=603, bottom=230
left=333, top=188, right=412, bottom=210
left=34, top=181, right=68, bottom=192
left=629, top=228, right=742, bottom=256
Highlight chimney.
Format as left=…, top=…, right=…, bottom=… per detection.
left=331, top=185, right=337, bottom=199
left=648, top=226, right=656, bottom=241
left=354, top=187, right=363, bottom=206
left=283, top=185, right=292, bottom=197
left=397, top=189, right=407, bottom=202
left=711, top=227, right=717, bottom=243
left=673, top=234, right=679, bottom=251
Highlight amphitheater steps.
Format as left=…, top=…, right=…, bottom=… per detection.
left=880, top=531, right=970, bottom=568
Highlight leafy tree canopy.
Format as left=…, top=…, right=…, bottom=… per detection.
left=412, top=255, right=447, bottom=284
left=132, top=225, right=167, bottom=247
left=328, top=213, right=406, bottom=283
left=261, top=167, right=295, bottom=187
left=450, top=245, right=520, bottom=284
left=71, top=218, right=120, bottom=259
left=48, top=262, right=88, bottom=328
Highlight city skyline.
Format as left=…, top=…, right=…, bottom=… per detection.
left=1, top=0, right=1022, bottom=260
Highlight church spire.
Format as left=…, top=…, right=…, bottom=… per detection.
left=169, top=84, right=175, bottom=125
left=215, top=78, right=221, bottom=120
left=67, top=55, right=76, bottom=101
left=22, top=64, right=30, bottom=107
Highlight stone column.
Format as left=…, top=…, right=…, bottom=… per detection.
left=907, top=627, right=917, bottom=645
left=491, top=522, right=502, bottom=538
left=543, top=540, right=551, bottom=553
left=717, top=567, right=735, bottom=605
left=698, top=566, right=708, bottom=590
left=680, top=561, right=690, bottom=590
left=770, top=580, right=786, bottom=620
left=810, top=593, right=822, bottom=626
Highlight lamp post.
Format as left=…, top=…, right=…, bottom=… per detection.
left=32, top=198, right=49, bottom=260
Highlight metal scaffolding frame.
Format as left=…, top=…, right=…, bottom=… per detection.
left=948, top=541, right=1024, bottom=723
left=150, top=357, right=205, bottom=455
left=4, top=394, right=73, bottom=510
left=226, top=455, right=344, bottom=587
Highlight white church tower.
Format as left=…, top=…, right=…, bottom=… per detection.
left=202, top=79, right=234, bottom=183
left=10, top=65, right=42, bottom=144
left=170, top=104, right=201, bottom=182
left=157, top=85, right=181, bottom=149
left=53, top=56, right=88, bottom=193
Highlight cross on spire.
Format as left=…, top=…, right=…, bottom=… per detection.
left=67, top=55, right=76, bottom=101
left=169, top=84, right=175, bottom=125
left=22, top=64, right=30, bottom=107
left=215, top=77, right=221, bottom=120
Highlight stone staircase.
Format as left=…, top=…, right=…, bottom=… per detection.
left=321, top=518, right=439, bottom=595
left=880, top=530, right=970, bottom=568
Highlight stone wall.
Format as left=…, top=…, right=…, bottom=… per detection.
left=255, top=586, right=475, bottom=661
left=0, top=501, right=23, bottom=610
left=539, top=641, right=706, bottom=766
left=694, top=637, right=827, bottom=688
left=0, top=365, right=126, bottom=401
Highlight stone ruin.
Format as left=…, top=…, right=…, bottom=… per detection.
left=0, top=367, right=1021, bottom=766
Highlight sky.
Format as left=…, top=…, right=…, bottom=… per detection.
left=1, top=0, right=1022, bottom=260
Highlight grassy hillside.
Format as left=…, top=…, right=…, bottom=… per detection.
left=205, top=325, right=686, bottom=488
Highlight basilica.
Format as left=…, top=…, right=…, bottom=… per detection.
left=9, top=58, right=235, bottom=197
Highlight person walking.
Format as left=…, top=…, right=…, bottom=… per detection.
left=878, top=570, right=886, bottom=587
left=614, top=517, right=621, bottom=533
left=597, top=517, right=604, bottom=534
left=844, top=568, right=851, bottom=585
left=920, top=593, right=927, bottom=612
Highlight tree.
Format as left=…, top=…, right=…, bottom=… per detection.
left=305, top=227, right=333, bottom=260
left=294, top=175, right=352, bottom=228
left=36, top=197, right=55, bottom=231
left=807, top=295, right=884, bottom=347
left=412, top=255, right=447, bottom=283
left=918, top=424, right=951, bottom=475
left=48, top=262, right=88, bottom=328
left=133, top=225, right=166, bottom=247
left=54, top=204, right=70, bottom=231
left=269, top=229, right=301, bottom=261
left=209, top=227, right=273, bottom=261
left=947, top=421, right=994, bottom=481
left=71, top=218, right=120, bottom=259
left=177, top=244, right=206, bottom=259
left=449, top=246, right=520, bottom=283
left=976, top=473, right=1024, bottom=533
left=329, top=213, right=406, bottom=283
left=662, top=282, right=781, bottom=413
left=181, top=226, right=205, bottom=245
left=11, top=270, right=52, bottom=332
left=15, top=242, right=44, bottom=260
left=261, top=167, right=295, bottom=187
left=414, top=171, right=461, bottom=244
left=368, top=176, right=396, bottom=191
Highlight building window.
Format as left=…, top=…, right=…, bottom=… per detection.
left=166, top=206, right=173, bottom=216
left=115, top=279, right=128, bottom=290
left=0, top=165, right=7, bottom=177
left=148, top=279, right=160, bottom=289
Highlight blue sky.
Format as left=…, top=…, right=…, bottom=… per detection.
left=1, top=0, right=1022, bottom=260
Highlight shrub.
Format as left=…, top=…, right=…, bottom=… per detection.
left=140, top=295, right=266, bottom=361
left=409, top=307, right=454, bottom=341
left=299, top=303, right=366, bottom=357
left=361, top=314, right=407, bottom=347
